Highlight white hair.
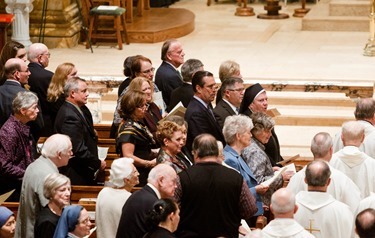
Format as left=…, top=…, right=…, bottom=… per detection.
left=109, top=157, right=134, bottom=187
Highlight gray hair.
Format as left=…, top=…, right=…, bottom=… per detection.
left=147, top=164, right=175, bottom=184
left=12, top=91, right=38, bottom=114
left=64, top=76, right=86, bottom=97
left=271, top=188, right=295, bottom=214
left=354, top=98, right=375, bottom=120
left=251, top=112, right=274, bottom=136
left=223, top=115, right=253, bottom=145
left=43, top=173, right=71, bottom=200
left=41, top=134, right=71, bottom=159
left=220, top=77, right=244, bottom=97
left=342, top=121, right=365, bottom=142
left=310, top=132, right=332, bottom=158
left=305, top=160, right=331, bottom=187
left=109, top=157, right=135, bottom=187
left=181, top=59, right=204, bottom=83
left=28, top=43, right=48, bottom=62
left=161, top=39, right=178, bottom=61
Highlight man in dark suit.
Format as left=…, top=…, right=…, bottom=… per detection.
left=0, top=58, right=43, bottom=156
left=174, top=134, right=257, bottom=237
left=167, top=58, right=204, bottom=112
left=116, top=164, right=177, bottom=238
left=214, top=77, right=244, bottom=128
left=27, top=43, right=54, bottom=137
left=155, top=39, right=185, bottom=107
left=54, top=77, right=105, bottom=185
left=184, top=70, right=225, bottom=151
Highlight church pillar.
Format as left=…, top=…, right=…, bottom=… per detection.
left=5, top=0, right=33, bottom=47
left=29, top=0, right=82, bottom=48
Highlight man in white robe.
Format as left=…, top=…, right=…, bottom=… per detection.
left=287, top=132, right=361, bottom=212
left=262, top=188, right=314, bottom=238
left=331, top=121, right=375, bottom=198
left=295, top=160, right=354, bottom=238
left=356, top=194, right=375, bottom=217
left=333, top=98, right=375, bottom=158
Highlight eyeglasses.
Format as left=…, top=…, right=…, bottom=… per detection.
left=137, top=104, right=149, bottom=110
left=228, top=88, right=245, bottom=92
left=141, top=67, right=155, bottom=74
left=41, top=52, right=51, bottom=58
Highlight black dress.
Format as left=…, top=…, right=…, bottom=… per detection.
left=143, top=227, right=176, bottom=238
left=116, top=118, right=157, bottom=186
left=35, top=205, right=60, bottom=238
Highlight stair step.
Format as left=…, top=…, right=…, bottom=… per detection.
left=330, top=1, right=370, bottom=16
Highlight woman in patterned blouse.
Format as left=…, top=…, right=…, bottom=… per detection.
left=155, top=121, right=189, bottom=173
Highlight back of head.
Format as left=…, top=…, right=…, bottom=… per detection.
left=181, top=59, right=204, bottom=83
left=354, top=98, right=375, bottom=120
left=147, top=163, right=176, bottom=185
left=43, top=173, right=71, bottom=200
left=123, top=55, right=136, bottom=77
left=12, top=91, right=38, bottom=114
left=305, top=160, right=331, bottom=187
left=271, top=188, right=295, bottom=217
left=164, top=115, right=188, bottom=129
left=218, top=60, right=240, bottom=82
left=310, top=132, right=332, bottom=159
left=341, top=121, right=365, bottom=144
left=356, top=208, right=375, bottom=238
left=191, top=70, right=214, bottom=93
left=146, top=198, right=178, bottom=229
left=109, top=157, right=134, bottom=187
left=42, top=134, right=71, bottom=159
left=192, top=134, right=219, bottom=159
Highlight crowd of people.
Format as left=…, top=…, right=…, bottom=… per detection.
left=0, top=38, right=375, bottom=238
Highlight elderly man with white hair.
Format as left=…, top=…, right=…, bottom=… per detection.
left=96, top=158, right=140, bottom=238
left=262, top=188, right=314, bottom=238
left=15, top=134, right=73, bottom=238
left=330, top=120, right=375, bottom=198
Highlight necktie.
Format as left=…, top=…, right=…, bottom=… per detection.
left=207, top=103, right=216, bottom=119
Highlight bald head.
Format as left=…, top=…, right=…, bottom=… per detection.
left=28, top=43, right=50, bottom=67
left=148, top=164, right=177, bottom=198
left=341, top=121, right=365, bottom=147
left=356, top=208, right=375, bottom=238
left=270, top=188, right=296, bottom=218
left=192, top=133, right=219, bottom=160
left=305, top=160, right=331, bottom=189
left=4, top=58, right=29, bottom=85
left=41, top=134, right=72, bottom=167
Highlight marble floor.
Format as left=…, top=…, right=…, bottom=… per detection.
left=47, top=0, right=374, bottom=84
left=46, top=0, right=373, bottom=158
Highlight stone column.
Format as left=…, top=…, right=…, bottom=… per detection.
left=5, top=0, right=33, bottom=47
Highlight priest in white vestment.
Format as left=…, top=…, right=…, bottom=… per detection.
left=330, top=121, right=375, bottom=198
left=96, top=158, right=140, bottom=238
left=356, top=193, right=375, bottom=216
left=287, top=132, right=360, bottom=212
left=261, top=188, right=314, bottom=238
left=294, top=160, right=354, bottom=238
left=333, top=98, right=375, bottom=158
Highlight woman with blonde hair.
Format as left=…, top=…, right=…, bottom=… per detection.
left=46, top=63, right=77, bottom=127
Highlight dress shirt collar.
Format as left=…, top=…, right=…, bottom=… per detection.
left=5, top=79, right=21, bottom=85
left=193, top=95, right=209, bottom=109
left=165, top=61, right=178, bottom=70
left=222, top=99, right=239, bottom=114
left=147, top=183, right=161, bottom=199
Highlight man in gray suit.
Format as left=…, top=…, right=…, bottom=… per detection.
left=214, top=77, right=244, bottom=128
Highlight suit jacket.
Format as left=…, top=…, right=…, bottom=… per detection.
left=54, top=102, right=100, bottom=185
left=185, top=97, right=225, bottom=151
left=0, top=80, right=44, bottom=154
left=28, top=62, right=54, bottom=136
left=223, top=145, right=263, bottom=216
left=116, top=185, right=158, bottom=238
left=155, top=61, right=183, bottom=107
left=167, top=83, right=194, bottom=112
left=213, top=99, right=237, bottom=129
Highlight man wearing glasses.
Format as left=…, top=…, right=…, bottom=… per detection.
left=27, top=43, right=54, bottom=137
left=214, top=77, right=244, bottom=128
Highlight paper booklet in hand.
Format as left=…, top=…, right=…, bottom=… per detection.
left=162, top=102, right=186, bottom=121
